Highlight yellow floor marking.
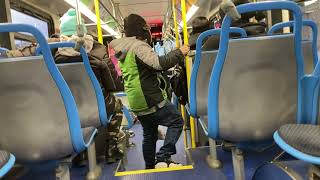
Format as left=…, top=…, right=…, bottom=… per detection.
left=114, top=165, right=194, bottom=176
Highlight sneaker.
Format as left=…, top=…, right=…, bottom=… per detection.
left=155, top=162, right=168, bottom=169
left=168, top=160, right=183, bottom=167
left=155, top=159, right=182, bottom=169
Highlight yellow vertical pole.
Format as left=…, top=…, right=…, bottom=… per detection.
left=172, top=0, right=188, bottom=149
left=94, top=0, right=103, bottom=44
left=181, top=0, right=196, bottom=148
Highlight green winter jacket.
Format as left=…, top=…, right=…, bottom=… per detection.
left=110, top=37, right=184, bottom=114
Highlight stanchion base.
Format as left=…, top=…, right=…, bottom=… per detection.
left=86, top=165, right=102, bottom=180
left=206, top=155, right=222, bottom=169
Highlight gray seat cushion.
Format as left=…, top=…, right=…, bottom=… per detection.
left=278, top=124, right=320, bottom=157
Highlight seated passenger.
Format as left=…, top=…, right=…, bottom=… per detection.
left=188, top=16, right=211, bottom=50
left=202, top=0, right=266, bottom=51
left=219, top=0, right=266, bottom=35
left=110, top=14, right=190, bottom=169
left=54, top=8, right=125, bottom=163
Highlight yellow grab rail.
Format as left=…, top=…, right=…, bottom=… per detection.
left=172, top=0, right=188, bottom=149
left=181, top=0, right=196, bottom=148
left=94, top=0, right=103, bottom=44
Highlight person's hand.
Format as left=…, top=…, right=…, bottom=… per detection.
left=179, top=45, right=190, bottom=56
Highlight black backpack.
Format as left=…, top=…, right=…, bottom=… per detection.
left=170, top=65, right=189, bottom=105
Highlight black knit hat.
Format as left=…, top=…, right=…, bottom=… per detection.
left=124, top=14, right=152, bottom=44
left=191, top=16, right=210, bottom=34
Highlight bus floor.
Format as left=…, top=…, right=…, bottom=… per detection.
left=12, top=123, right=294, bottom=180
left=120, top=123, right=188, bottom=171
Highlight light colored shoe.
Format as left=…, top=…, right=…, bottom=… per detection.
left=168, top=162, right=183, bottom=167
left=155, top=162, right=168, bottom=169
left=155, top=159, right=182, bottom=169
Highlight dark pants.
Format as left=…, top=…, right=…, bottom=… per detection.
left=138, top=102, right=184, bottom=169
left=105, top=114, right=123, bottom=161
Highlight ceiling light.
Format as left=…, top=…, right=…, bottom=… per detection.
left=179, top=5, right=199, bottom=28
left=64, top=0, right=119, bottom=37
left=305, top=0, right=317, bottom=6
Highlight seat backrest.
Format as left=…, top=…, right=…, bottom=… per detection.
left=207, top=1, right=308, bottom=142
left=268, top=20, right=319, bottom=125
left=217, top=36, right=300, bottom=141
left=194, top=41, right=313, bottom=120
left=196, top=51, right=218, bottom=116
left=0, top=56, right=73, bottom=162
left=192, top=39, right=313, bottom=119
left=58, top=63, right=100, bottom=128
left=36, top=42, right=108, bottom=127
left=268, top=20, right=318, bottom=74
left=0, top=24, right=95, bottom=162
left=189, top=27, right=247, bottom=118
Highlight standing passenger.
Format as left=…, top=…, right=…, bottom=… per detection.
left=110, top=14, right=190, bottom=169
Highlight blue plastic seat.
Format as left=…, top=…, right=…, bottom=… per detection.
left=268, top=20, right=320, bottom=126
left=274, top=124, right=320, bottom=165
left=273, top=20, right=320, bottom=165
left=268, top=20, right=318, bottom=72
left=207, top=1, right=306, bottom=142
left=36, top=42, right=109, bottom=128
left=0, top=23, right=96, bottom=162
left=204, top=1, right=309, bottom=179
left=189, top=27, right=247, bottom=121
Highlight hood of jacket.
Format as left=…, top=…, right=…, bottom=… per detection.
left=110, top=37, right=146, bottom=59
left=57, top=34, right=94, bottom=57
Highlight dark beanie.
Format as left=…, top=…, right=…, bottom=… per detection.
left=124, top=14, right=151, bottom=43
left=191, top=16, right=210, bottom=34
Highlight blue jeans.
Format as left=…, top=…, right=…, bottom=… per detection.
left=138, top=102, right=184, bottom=169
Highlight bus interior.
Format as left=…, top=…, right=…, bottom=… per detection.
left=0, top=0, right=320, bottom=180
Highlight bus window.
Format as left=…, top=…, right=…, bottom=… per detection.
left=8, top=1, right=54, bottom=49
left=10, top=9, right=49, bottom=39
left=14, top=39, right=32, bottom=49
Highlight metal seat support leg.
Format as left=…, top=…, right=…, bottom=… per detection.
left=86, top=141, right=102, bottom=180
left=56, top=157, right=73, bottom=180
left=206, top=138, right=222, bottom=168
left=231, top=147, right=245, bottom=180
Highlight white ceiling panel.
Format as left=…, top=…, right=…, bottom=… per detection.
left=115, top=0, right=168, bottom=24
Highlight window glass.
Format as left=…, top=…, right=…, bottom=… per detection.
left=14, top=39, right=32, bottom=49
left=10, top=9, right=49, bottom=38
